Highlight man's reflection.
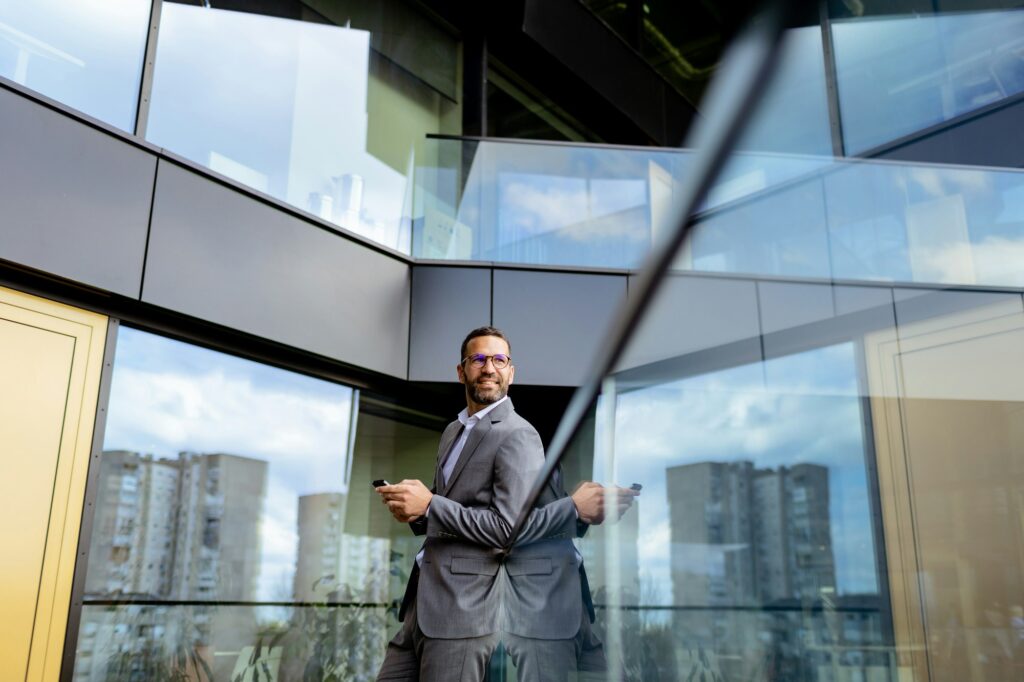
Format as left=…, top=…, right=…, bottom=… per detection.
left=504, top=479, right=639, bottom=680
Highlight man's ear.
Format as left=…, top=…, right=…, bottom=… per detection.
left=507, top=365, right=515, bottom=385
left=457, top=363, right=466, bottom=384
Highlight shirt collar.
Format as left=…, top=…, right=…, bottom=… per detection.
left=458, top=395, right=508, bottom=426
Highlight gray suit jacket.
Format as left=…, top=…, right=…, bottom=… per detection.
left=399, top=399, right=587, bottom=640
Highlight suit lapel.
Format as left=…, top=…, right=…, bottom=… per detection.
left=442, top=418, right=492, bottom=495
left=434, top=421, right=463, bottom=489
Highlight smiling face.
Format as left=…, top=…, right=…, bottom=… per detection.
left=457, top=335, right=514, bottom=414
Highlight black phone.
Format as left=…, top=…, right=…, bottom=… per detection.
left=372, top=479, right=390, bottom=488
left=630, top=483, right=643, bottom=491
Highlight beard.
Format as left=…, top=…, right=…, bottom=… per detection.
left=468, top=373, right=507, bottom=405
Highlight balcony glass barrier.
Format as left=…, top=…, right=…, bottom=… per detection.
left=414, top=137, right=1024, bottom=287
left=0, top=0, right=150, bottom=132
left=72, top=327, right=443, bottom=681
left=146, top=3, right=460, bottom=254
left=832, top=9, right=1024, bottom=154
left=412, top=138, right=831, bottom=269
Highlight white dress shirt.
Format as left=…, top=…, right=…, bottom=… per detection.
left=416, top=397, right=508, bottom=566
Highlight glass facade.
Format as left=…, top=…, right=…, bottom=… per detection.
left=832, top=9, right=1024, bottom=154
left=72, top=328, right=443, bottom=680
left=146, top=2, right=460, bottom=253
left=508, top=4, right=1024, bottom=680
left=1, top=1, right=1023, bottom=680
left=0, top=0, right=150, bottom=131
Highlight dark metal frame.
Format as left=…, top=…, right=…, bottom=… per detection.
left=132, top=0, right=162, bottom=138
left=59, top=318, right=120, bottom=682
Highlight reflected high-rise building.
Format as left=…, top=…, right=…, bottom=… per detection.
left=753, top=464, right=835, bottom=602
left=86, top=450, right=268, bottom=601
left=173, top=452, right=268, bottom=601
left=78, top=450, right=268, bottom=681
left=84, top=451, right=181, bottom=598
left=666, top=460, right=835, bottom=606
left=667, top=461, right=757, bottom=607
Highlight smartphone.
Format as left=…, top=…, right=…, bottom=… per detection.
left=630, top=483, right=643, bottom=491
left=372, top=479, right=390, bottom=488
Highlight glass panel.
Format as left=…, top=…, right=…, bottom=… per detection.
left=832, top=9, right=1024, bottom=154
left=73, top=327, right=442, bottom=679
left=553, top=276, right=898, bottom=681
left=74, top=603, right=388, bottom=680
left=0, top=0, right=150, bottom=131
left=516, top=4, right=1024, bottom=680
left=146, top=3, right=459, bottom=254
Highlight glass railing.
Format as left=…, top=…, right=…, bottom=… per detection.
left=413, top=136, right=1024, bottom=287
left=411, top=137, right=831, bottom=270
left=0, top=0, right=150, bottom=132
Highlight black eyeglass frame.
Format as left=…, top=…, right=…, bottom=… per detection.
left=461, top=353, right=512, bottom=369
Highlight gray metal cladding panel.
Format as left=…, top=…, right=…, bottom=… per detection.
left=492, top=270, right=626, bottom=387
left=757, top=281, right=835, bottom=336
left=617, top=274, right=762, bottom=374
left=409, top=266, right=491, bottom=382
left=143, top=161, right=410, bottom=378
left=893, top=287, right=1024, bottom=328
left=0, top=87, right=154, bottom=296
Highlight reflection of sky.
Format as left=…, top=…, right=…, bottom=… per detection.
left=147, top=5, right=408, bottom=251
left=0, top=0, right=149, bottom=131
left=103, top=327, right=355, bottom=601
left=589, top=343, right=879, bottom=605
left=833, top=9, right=1024, bottom=154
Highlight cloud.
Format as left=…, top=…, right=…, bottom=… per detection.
left=105, top=365, right=354, bottom=494
left=102, top=331, right=358, bottom=601
left=499, top=178, right=648, bottom=242
left=906, top=166, right=992, bottom=199
left=908, top=235, right=1024, bottom=286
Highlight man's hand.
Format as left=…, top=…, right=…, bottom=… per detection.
left=377, top=479, right=433, bottom=523
left=571, top=481, right=639, bottom=525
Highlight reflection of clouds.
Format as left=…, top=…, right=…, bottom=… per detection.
left=910, top=236, right=1024, bottom=286
left=106, top=366, right=352, bottom=482
left=499, top=177, right=646, bottom=242
left=104, top=329, right=355, bottom=601
left=614, top=385, right=862, bottom=469
left=637, top=520, right=670, bottom=564
left=906, top=166, right=992, bottom=199
left=601, top=345, right=879, bottom=597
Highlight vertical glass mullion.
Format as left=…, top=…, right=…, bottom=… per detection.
left=133, top=0, right=163, bottom=138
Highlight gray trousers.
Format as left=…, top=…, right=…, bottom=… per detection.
left=376, top=600, right=500, bottom=682
left=377, top=602, right=606, bottom=682
left=504, top=609, right=608, bottom=682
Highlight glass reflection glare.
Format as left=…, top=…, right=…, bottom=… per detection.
left=567, top=344, right=890, bottom=680
left=832, top=10, right=1024, bottom=154
left=147, top=5, right=415, bottom=252
left=0, top=0, right=149, bottom=131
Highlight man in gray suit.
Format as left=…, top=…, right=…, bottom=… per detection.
left=375, top=326, right=636, bottom=681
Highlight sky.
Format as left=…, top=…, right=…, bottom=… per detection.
left=582, top=342, right=882, bottom=605
left=103, top=326, right=356, bottom=602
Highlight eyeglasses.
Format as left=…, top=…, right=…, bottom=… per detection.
left=462, top=353, right=511, bottom=370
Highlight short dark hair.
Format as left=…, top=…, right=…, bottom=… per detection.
left=460, top=326, right=511, bottom=360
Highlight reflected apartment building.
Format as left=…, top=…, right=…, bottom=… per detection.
left=2, top=1, right=1024, bottom=681
left=76, top=452, right=267, bottom=680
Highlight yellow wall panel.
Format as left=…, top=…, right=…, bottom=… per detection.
left=0, top=287, right=107, bottom=682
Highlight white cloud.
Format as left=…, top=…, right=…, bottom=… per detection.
left=499, top=180, right=647, bottom=242
left=909, top=235, right=1024, bottom=286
